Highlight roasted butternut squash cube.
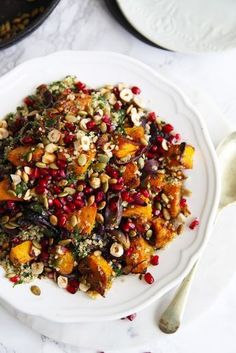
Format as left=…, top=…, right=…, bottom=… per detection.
left=147, top=173, right=165, bottom=191
left=76, top=205, right=97, bottom=235
left=113, top=136, right=139, bottom=159
left=76, top=94, right=92, bottom=110
left=125, top=236, right=154, bottom=273
left=152, top=217, right=176, bottom=249
left=0, top=179, right=21, bottom=201
left=122, top=204, right=152, bottom=221
left=167, top=143, right=194, bottom=169
left=125, top=126, right=145, bottom=142
left=123, top=162, right=140, bottom=188
left=8, top=146, right=44, bottom=167
left=163, top=180, right=182, bottom=218
left=181, top=144, right=195, bottom=169
left=55, top=248, right=74, bottom=275
left=78, top=254, right=113, bottom=295
left=9, top=240, right=34, bottom=266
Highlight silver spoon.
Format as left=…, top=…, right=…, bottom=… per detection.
left=159, top=131, right=236, bottom=334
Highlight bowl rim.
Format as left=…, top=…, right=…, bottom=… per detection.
left=0, top=50, right=220, bottom=322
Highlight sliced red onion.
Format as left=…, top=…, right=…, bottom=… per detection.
left=105, top=193, right=122, bottom=229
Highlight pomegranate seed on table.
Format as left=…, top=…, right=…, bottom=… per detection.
left=175, top=133, right=181, bottom=141
left=163, top=124, right=174, bottom=133
left=144, top=272, right=154, bottom=284
left=131, top=86, right=141, bottom=95
left=151, top=255, right=159, bottom=266
left=189, top=218, right=200, bottom=230
left=126, top=313, right=137, bottom=321
left=148, top=112, right=156, bottom=122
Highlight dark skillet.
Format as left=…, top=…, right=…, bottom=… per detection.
left=0, top=0, right=60, bottom=50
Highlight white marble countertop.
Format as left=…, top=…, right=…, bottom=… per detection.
left=0, top=1, right=236, bottom=352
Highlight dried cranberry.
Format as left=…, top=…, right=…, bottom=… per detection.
left=40, top=251, right=50, bottom=262
left=131, top=86, right=141, bottom=95
left=146, top=152, right=155, bottom=159
left=144, top=272, right=154, bottom=284
left=189, top=218, right=199, bottom=230
left=150, top=145, right=158, bottom=153
left=148, top=112, right=156, bottom=122
left=151, top=255, right=159, bottom=266
left=163, top=124, right=174, bottom=133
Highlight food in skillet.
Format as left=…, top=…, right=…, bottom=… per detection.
left=0, top=77, right=195, bottom=297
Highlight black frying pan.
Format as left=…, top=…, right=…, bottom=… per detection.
left=0, top=0, right=60, bottom=50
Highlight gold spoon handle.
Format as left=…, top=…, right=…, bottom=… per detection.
left=159, top=262, right=198, bottom=333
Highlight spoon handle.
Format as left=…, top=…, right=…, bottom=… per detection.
left=159, top=262, right=197, bottom=334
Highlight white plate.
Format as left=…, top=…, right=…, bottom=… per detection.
left=117, top=0, right=236, bottom=53
left=0, top=51, right=220, bottom=323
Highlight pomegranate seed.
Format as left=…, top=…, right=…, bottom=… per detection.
left=146, top=152, right=155, bottom=159
left=49, top=169, right=58, bottom=177
left=163, top=124, right=174, bottom=133
left=38, top=179, right=49, bottom=188
left=175, top=133, right=181, bottom=141
left=48, top=199, right=53, bottom=207
left=95, top=191, right=105, bottom=203
left=140, top=189, right=150, bottom=198
left=102, top=115, right=111, bottom=124
left=86, top=121, right=96, bottom=130
left=65, top=122, right=76, bottom=132
left=133, top=192, right=146, bottom=205
left=144, top=272, right=154, bottom=284
left=68, top=203, right=76, bottom=211
left=84, top=186, right=93, bottom=194
left=114, top=101, right=122, bottom=110
left=30, top=168, right=40, bottom=179
left=40, top=251, right=49, bottom=262
left=156, top=136, right=163, bottom=143
left=150, top=145, right=158, bottom=153
left=127, top=313, right=137, bottom=321
left=75, top=81, right=86, bottom=91
left=66, top=279, right=80, bottom=294
left=180, top=198, right=187, bottom=208
left=189, top=218, right=199, bottom=230
left=24, top=96, right=34, bottom=106
left=122, top=221, right=135, bottom=233
left=121, top=191, right=133, bottom=202
left=60, top=197, right=67, bottom=205
left=66, top=195, right=73, bottom=202
left=135, top=223, right=146, bottom=233
left=53, top=185, right=62, bottom=194
left=10, top=275, right=20, bottom=283
left=106, top=165, right=119, bottom=178
left=109, top=199, right=118, bottom=213
left=110, top=183, right=123, bottom=192
left=22, top=136, right=34, bottom=145
left=63, top=205, right=71, bottom=214
left=74, top=199, right=84, bottom=208
left=39, top=168, right=49, bottom=176
left=148, top=112, right=156, bottom=122
left=56, top=159, right=67, bottom=169
left=53, top=198, right=62, bottom=209
left=64, top=134, right=75, bottom=145
left=125, top=247, right=134, bottom=257
left=58, top=215, right=68, bottom=227
left=6, top=201, right=16, bottom=210
left=112, top=87, right=120, bottom=97
left=131, top=86, right=141, bottom=95
left=151, top=255, right=159, bottom=266
left=35, top=185, right=47, bottom=194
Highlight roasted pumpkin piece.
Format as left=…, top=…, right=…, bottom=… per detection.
left=55, top=248, right=74, bottom=275
left=125, top=236, right=154, bottom=274
left=113, top=136, right=139, bottom=159
left=7, top=146, right=44, bottom=167
left=73, top=149, right=96, bottom=176
left=76, top=205, right=97, bottom=235
left=152, top=217, right=176, bottom=249
left=0, top=178, right=21, bottom=201
left=9, top=241, right=34, bottom=266
left=163, top=180, right=182, bottom=218
left=147, top=173, right=166, bottom=191
left=123, top=162, right=140, bottom=188
left=76, top=94, right=92, bottom=110
left=78, top=254, right=113, bottom=295
left=167, top=143, right=195, bottom=169
left=122, top=204, right=152, bottom=221
left=125, top=126, right=145, bottom=142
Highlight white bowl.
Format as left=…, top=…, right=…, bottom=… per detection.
left=0, top=51, right=220, bottom=323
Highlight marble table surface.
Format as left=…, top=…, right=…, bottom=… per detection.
left=0, top=1, right=236, bottom=352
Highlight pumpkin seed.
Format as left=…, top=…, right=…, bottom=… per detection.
left=32, top=240, right=42, bottom=249
left=146, top=229, right=153, bottom=239
left=161, top=193, right=169, bottom=203
left=94, top=162, right=106, bottom=172
left=30, top=285, right=41, bottom=296
left=27, top=152, right=33, bottom=162
left=64, top=187, right=76, bottom=195
left=70, top=215, right=78, bottom=227
left=177, top=224, right=184, bottom=235
left=35, top=162, right=46, bottom=168
left=100, top=122, right=107, bottom=133
left=58, top=191, right=69, bottom=197
left=77, top=153, right=87, bottom=166
left=0, top=215, right=9, bottom=225
left=98, top=154, right=110, bottom=164
left=58, top=239, right=72, bottom=246
left=163, top=208, right=171, bottom=221
left=96, top=213, right=104, bottom=224
left=98, top=200, right=106, bottom=210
